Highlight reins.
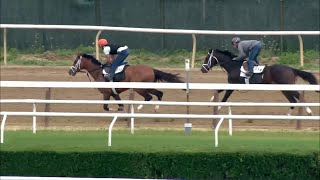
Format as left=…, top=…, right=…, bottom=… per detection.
left=85, top=66, right=103, bottom=82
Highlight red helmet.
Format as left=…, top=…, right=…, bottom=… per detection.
left=98, top=39, right=108, bottom=46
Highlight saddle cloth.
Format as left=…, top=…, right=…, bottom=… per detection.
left=102, top=61, right=129, bottom=75
left=240, top=61, right=265, bottom=77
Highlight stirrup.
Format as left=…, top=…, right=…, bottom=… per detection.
left=104, top=73, right=113, bottom=81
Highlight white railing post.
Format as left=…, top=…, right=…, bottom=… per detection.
left=214, top=117, right=224, bottom=147
left=32, top=103, right=36, bottom=134
left=130, top=104, right=134, bottom=134
left=3, top=28, right=7, bottom=65
left=297, top=35, right=304, bottom=67
left=228, top=106, right=232, bottom=136
left=1, top=114, right=8, bottom=143
left=95, top=30, right=102, bottom=59
left=108, top=116, right=118, bottom=147
left=191, top=34, right=196, bottom=68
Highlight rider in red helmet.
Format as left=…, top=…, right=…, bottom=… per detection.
left=97, top=38, right=129, bottom=81
left=231, top=37, right=264, bottom=77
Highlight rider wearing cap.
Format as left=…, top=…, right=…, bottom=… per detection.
left=97, top=38, right=129, bottom=81
left=231, top=37, right=264, bottom=77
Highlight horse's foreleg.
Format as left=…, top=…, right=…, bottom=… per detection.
left=210, top=90, right=224, bottom=102
left=103, top=93, right=111, bottom=111
left=222, top=90, right=234, bottom=102
left=215, top=90, right=234, bottom=111
left=112, top=94, right=124, bottom=112
left=210, top=90, right=224, bottom=110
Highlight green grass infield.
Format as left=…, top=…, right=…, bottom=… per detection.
left=1, top=129, right=319, bottom=154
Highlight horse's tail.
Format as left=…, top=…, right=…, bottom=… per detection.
left=153, top=69, right=184, bottom=83
left=292, top=68, right=319, bottom=93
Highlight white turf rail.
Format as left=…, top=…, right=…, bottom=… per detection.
left=1, top=81, right=319, bottom=147
left=1, top=24, right=319, bottom=35
left=1, top=99, right=319, bottom=107
left=1, top=111, right=319, bottom=120
left=1, top=81, right=320, bottom=91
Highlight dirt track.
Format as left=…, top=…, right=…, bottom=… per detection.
left=1, top=66, right=319, bottom=130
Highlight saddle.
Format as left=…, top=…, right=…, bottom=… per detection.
left=102, top=61, right=129, bottom=82
left=239, top=61, right=266, bottom=84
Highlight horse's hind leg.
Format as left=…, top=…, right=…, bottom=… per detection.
left=290, top=91, right=313, bottom=115
left=281, top=91, right=300, bottom=116
left=134, top=89, right=153, bottom=111
left=147, top=89, right=163, bottom=111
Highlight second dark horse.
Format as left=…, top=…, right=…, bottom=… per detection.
left=201, top=49, right=319, bottom=116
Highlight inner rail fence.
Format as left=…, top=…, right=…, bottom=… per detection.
left=1, top=24, right=320, bottom=67
left=1, top=81, right=319, bottom=147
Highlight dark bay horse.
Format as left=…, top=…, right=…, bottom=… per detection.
left=201, top=49, right=319, bottom=115
left=69, top=53, right=184, bottom=111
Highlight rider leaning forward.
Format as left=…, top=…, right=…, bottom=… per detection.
left=231, top=37, right=264, bottom=77
left=97, top=38, right=129, bottom=81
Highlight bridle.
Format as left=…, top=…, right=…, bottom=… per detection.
left=70, top=56, right=82, bottom=74
left=201, top=51, right=220, bottom=72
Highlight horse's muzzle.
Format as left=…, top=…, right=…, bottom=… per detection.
left=68, top=68, right=76, bottom=76
left=201, top=67, right=208, bottom=73
left=201, top=64, right=210, bottom=73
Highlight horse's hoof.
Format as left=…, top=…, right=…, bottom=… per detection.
left=108, top=107, right=117, bottom=111
left=154, top=105, right=160, bottom=113
left=306, top=107, right=313, bottom=116
left=137, top=104, right=143, bottom=111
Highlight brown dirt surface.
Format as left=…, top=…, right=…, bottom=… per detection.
left=1, top=66, right=319, bottom=131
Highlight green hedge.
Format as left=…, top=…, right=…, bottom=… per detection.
left=1, top=151, right=319, bottom=180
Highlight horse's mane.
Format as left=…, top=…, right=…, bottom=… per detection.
left=80, top=53, right=102, bottom=66
left=214, top=49, right=237, bottom=58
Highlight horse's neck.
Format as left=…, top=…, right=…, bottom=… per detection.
left=87, top=66, right=104, bottom=82
left=220, top=59, right=241, bottom=73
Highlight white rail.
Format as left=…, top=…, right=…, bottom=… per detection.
left=1, top=81, right=319, bottom=147
left=1, top=99, right=319, bottom=107
left=1, top=81, right=319, bottom=91
left=1, top=111, right=319, bottom=146
left=2, top=98, right=319, bottom=144
left=1, top=111, right=318, bottom=120
left=1, top=24, right=319, bottom=35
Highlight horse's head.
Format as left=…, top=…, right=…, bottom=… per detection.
left=201, top=49, right=218, bottom=73
left=69, top=54, right=83, bottom=76
left=69, top=53, right=99, bottom=76
left=201, top=49, right=236, bottom=73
